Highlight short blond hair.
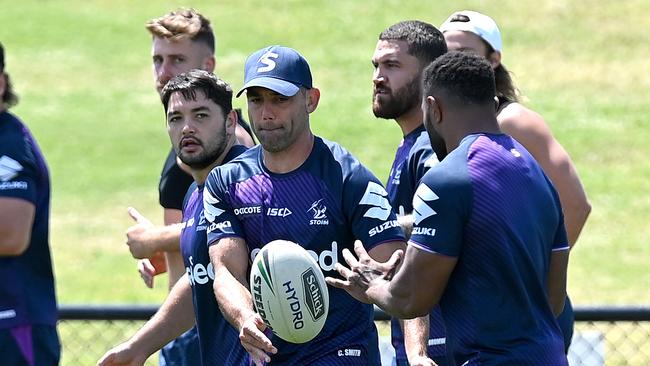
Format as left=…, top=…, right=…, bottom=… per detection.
left=146, top=8, right=215, bottom=53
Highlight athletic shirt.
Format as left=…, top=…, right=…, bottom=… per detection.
left=203, top=136, right=405, bottom=365
left=385, top=125, right=448, bottom=362
left=0, top=111, right=57, bottom=329
left=159, top=109, right=253, bottom=210
left=409, top=133, right=569, bottom=365
left=180, top=144, right=248, bottom=366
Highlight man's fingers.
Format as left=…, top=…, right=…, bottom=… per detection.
left=340, top=248, right=359, bottom=268
left=137, top=259, right=155, bottom=288
left=127, top=207, right=149, bottom=224
left=353, top=240, right=370, bottom=259
left=325, top=276, right=350, bottom=290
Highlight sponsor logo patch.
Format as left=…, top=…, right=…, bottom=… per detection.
left=0, top=155, right=23, bottom=182
left=413, top=184, right=439, bottom=225
left=360, top=182, right=392, bottom=220
left=308, top=199, right=329, bottom=225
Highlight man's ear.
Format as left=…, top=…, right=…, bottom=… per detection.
left=204, top=55, right=216, bottom=73
left=426, top=95, right=442, bottom=124
left=225, top=109, right=237, bottom=135
left=487, top=51, right=501, bottom=70
left=306, top=88, right=320, bottom=113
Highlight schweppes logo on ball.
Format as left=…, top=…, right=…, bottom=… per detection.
left=301, top=268, right=326, bottom=321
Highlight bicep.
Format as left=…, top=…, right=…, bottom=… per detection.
left=0, top=197, right=35, bottom=255
left=208, top=237, right=250, bottom=282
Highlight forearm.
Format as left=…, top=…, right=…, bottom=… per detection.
left=405, top=316, right=430, bottom=362
left=214, top=267, right=256, bottom=331
left=149, top=223, right=183, bottom=252
left=129, top=275, right=195, bottom=354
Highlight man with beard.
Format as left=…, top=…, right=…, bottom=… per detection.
left=329, top=51, right=570, bottom=366
left=372, top=21, right=449, bottom=366
left=204, top=45, right=406, bottom=366
left=99, top=70, right=248, bottom=366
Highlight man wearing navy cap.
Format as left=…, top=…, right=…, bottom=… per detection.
left=203, top=45, right=406, bottom=365
left=0, top=42, right=61, bottom=365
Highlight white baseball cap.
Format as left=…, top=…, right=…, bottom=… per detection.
left=440, top=10, right=502, bottom=53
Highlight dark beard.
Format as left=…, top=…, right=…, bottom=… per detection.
left=178, top=133, right=227, bottom=170
left=372, top=75, right=421, bottom=119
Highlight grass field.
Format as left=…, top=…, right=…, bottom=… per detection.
left=1, top=0, right=648, bottom=319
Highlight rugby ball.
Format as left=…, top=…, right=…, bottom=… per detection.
left=249, top=240, right=329, bottom=343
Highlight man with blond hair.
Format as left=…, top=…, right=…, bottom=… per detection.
left=121, top=8, right=254, bottom=365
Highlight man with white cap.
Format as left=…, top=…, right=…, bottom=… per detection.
left=440, top=10, right=591, bottom=352
left=203, top=45, right=406, bottom=365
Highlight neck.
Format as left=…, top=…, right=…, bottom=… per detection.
left=263, top=131, right=314, bottom=174
left=444, top=110, right=501, bottom=152
left=192, top=137, right=236, bottom=185
left=395, top=106, right=423, bottom=136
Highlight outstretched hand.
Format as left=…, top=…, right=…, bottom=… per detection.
left=325, top=241, right=403, bottom=304
left=239, top=313, right=277, bottom=366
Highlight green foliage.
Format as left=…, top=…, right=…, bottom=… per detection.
left=1, top=0, right=648, bottom=309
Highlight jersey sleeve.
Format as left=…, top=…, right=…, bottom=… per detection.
left=0, top=133, right=38, bottom=204
left=203, top=167, right=245, bottom=246
left=159, top=149, right=194, bottom=210
left=343, top=165, right=405, bottom=251
left=408, top=167, right=472, bottom=257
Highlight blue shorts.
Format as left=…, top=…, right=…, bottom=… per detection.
left=159, top=326, right=200, bottom=366
left=0, top=324, right=60, bottom=366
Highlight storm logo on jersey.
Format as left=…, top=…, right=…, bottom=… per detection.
left=308, top=199, right=329, bottom=225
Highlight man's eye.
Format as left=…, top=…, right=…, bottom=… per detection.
left=196, top=113, right=209, bottom=119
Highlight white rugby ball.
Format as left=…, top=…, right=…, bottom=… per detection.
left=249, top=240, right=329, bottom=343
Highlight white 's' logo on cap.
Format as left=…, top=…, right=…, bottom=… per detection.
left=257, top=51, right=279, bottom=73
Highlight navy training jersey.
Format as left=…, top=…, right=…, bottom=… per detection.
left=385, top=125, right=447, bottom=362
left=204, top=136, right=405, bottom=365
left=180, top=144, right=248, bottom=366
left=409, top=133, right=569, bottom=365
left=0, top=111, right=57, bottom=329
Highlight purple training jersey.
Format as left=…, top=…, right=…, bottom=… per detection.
left=0, top=111, right=58, bottom=330
left=385, top=125, right=448, bottom=363
left=180, top=145, right=248, bottom=366
left=409, top=133, right=569, bottom=365
left=203, top=136, right=405, bottom=365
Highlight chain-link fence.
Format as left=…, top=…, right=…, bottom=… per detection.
left=58, top=305, right=650, bottom=366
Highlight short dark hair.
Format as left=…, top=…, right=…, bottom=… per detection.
left=0, top=42, right=19, bottom=108
left=161, top=69, right=232, bottom=116
left=379, top=20, right=447, bottom=66
left=422, top=51, right=495, bottom=106
left=146, top=8, right=215, bottom=53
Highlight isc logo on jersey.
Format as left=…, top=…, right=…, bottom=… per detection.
left=249, top=240, right=329, bottom=344
left=251, top=241, right=338, bottom=272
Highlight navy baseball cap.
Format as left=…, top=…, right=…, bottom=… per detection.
left=236, top=45, right=312, bottom=97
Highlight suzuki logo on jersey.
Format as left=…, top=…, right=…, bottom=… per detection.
left=412, top=227, right=436, bottom=236
left=413, top=184, right=439, bottom=225
left=250, top=241, right=339, bottom=272
left=267, top=207, right=292, bottom=217
left=186, top=256, right=214, bottom=286
left=308, top=199, right=329, bottom=225
left=0, top=155, right=23, bottom=182
left=234, top=205, right=262, bottom=216
left=203, top=189, right=225, bottom=222
left=368, top=219, right=400, bottom=237
left=360, top=181, right=392, bottom=221
left=257, top=51, right=279, bottom=72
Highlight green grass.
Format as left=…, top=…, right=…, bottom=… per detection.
left=1, top=0, right=648, bottom=308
